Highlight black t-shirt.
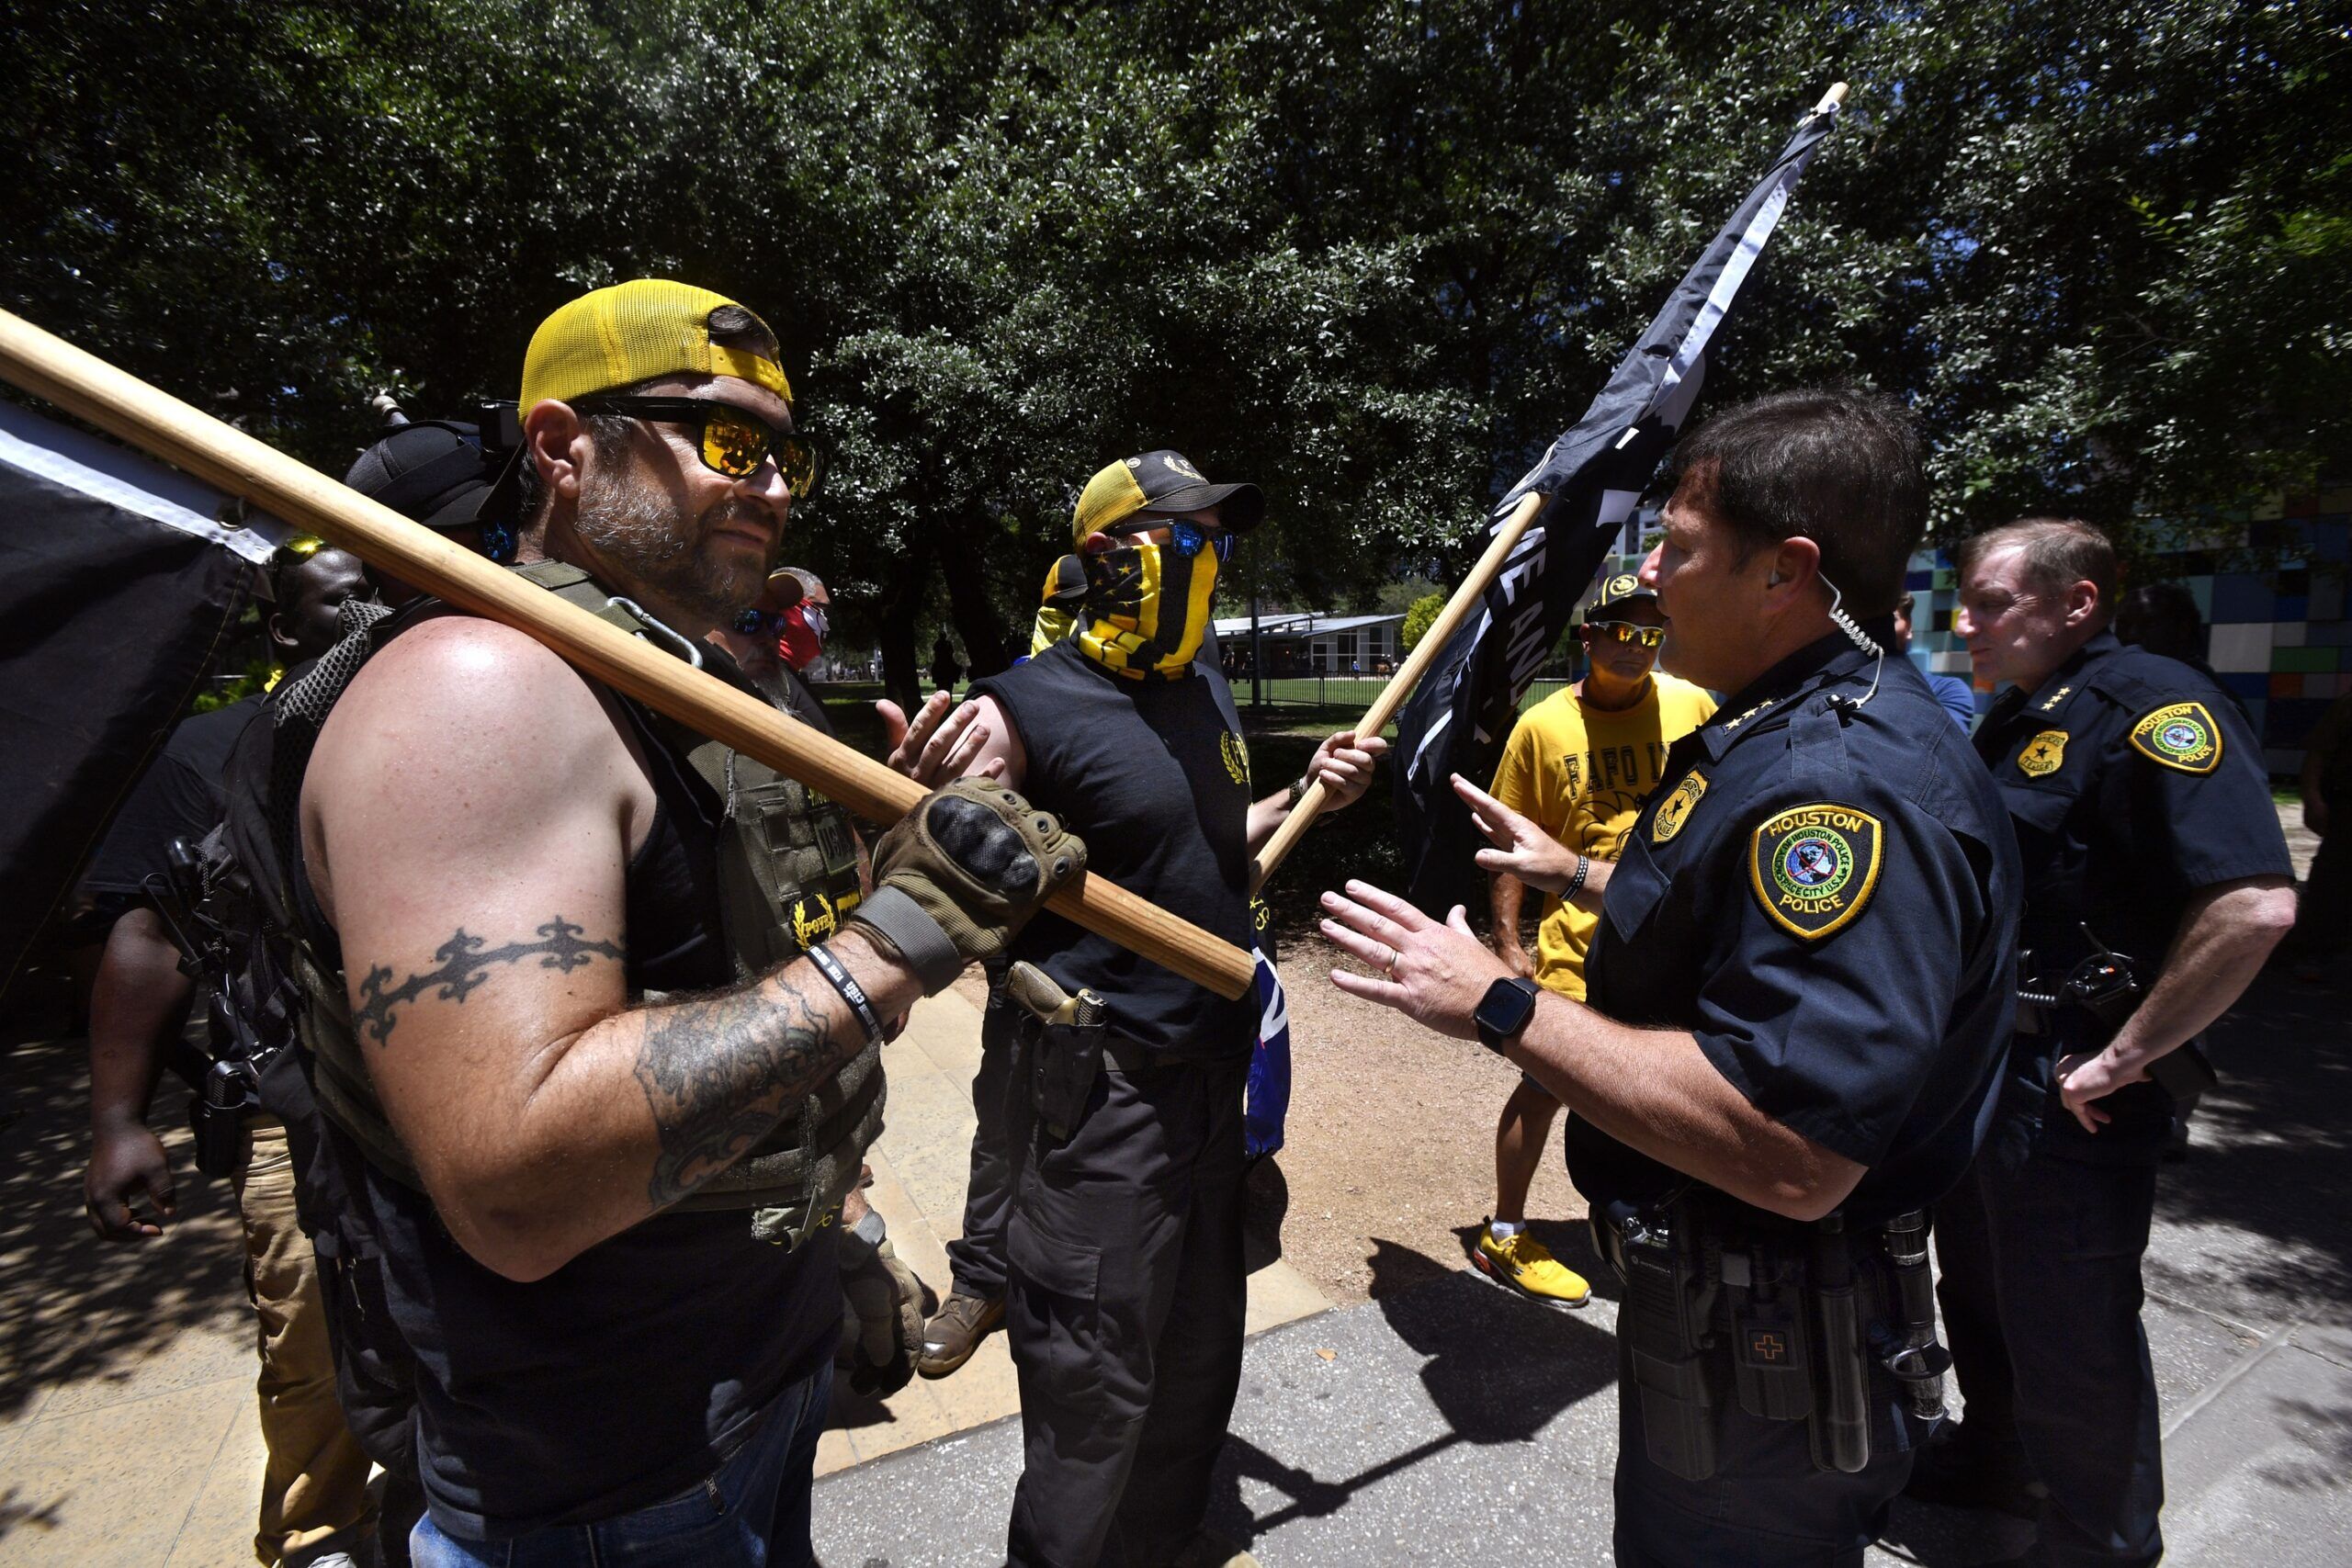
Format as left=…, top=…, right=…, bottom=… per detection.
left=80, top=693, right=268, bottom=905
left=972, top=639, right=1257, bottom=1057
left=289, top=628, right=840, bottom=1538
left=1974, top=631, right=2293, bottom=1156
left=1577, top=631, right=2022, bottom=1228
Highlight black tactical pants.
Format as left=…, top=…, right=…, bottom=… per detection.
left=1004, top=1051, right=1250, bottom=1568
left=1933, top=1129, right=2164, bottom=1568
left=945, top=992, right=1017, bottom=1299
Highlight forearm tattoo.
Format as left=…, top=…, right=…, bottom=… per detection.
left=354, top=917, right=623, bottom=1048
left=631, top=975, right=852, bottom=1209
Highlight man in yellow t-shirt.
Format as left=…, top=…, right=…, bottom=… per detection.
left=1473, top=573, right=1715, bottom=1306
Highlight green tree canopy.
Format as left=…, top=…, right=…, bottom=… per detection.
left=6, top=1, right=2346, bottom=699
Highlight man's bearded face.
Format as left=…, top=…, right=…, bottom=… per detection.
left=574, top=452, right=773, bottom=626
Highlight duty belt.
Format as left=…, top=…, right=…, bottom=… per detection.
left=1594, top=1196, right=1949, bottom=1483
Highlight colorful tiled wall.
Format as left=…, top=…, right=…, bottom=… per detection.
left=1903, top=493, right=2352, bottom=774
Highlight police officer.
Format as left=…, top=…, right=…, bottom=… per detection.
left=1323, top=388, right=2020, bottom=1565
left=1913, top=518, right=2296, bottom=1566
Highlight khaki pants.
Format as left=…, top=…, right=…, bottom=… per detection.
left=234, top=1117, right=373, bottom=1567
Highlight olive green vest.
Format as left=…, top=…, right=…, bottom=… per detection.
left=290, top=561, right=883, bottom=1250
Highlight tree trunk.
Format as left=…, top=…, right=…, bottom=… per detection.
left=940, top=514, right=1016, bottom=679
left=876, top=547, right=929, bottom=716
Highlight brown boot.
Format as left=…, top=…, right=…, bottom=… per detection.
left=916, top=1291, right=1005, bottom=1379
left=1164, top=1529, right=1261, bottom=1568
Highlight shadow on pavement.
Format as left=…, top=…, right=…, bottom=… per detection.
left=1208, top=1238, right=1618, bottom=1542
left=2143, top=961, right=2352, bottom=1329
left=0, top=1037, right=246, bottom=1428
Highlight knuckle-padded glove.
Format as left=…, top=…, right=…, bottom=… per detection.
left=848, top=777, right=1085, bottom=994
left=836, top=1210, right=935, bottom=1398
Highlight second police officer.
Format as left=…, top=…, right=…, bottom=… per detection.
left=1321, top=389, right=2021, bottom=1565
left=1916, top=517, right=2297, bottom=1567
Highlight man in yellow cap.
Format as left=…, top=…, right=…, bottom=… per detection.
left=1462, top=571, right=1713, bottom=1310
left=934, top=451, right=1384, bottom=1568
left=277, top=280, right=1084, bottom=1566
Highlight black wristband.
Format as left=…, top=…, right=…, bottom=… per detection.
left=808, top=944, right=883, bottom=1046
left=1565, top=854, right=1590, bottom=900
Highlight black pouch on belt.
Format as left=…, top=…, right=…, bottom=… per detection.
left=1005, top=961, right=1109, bottom=1141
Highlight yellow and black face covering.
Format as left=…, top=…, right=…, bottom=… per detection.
left=1054, top=525, right=1221, bottom=680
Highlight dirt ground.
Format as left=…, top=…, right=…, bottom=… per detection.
left=951, top=931, right=1591, bottom=1311
left=1251, top=931, right=1589, bottom=1305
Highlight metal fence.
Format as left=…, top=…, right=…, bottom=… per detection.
left=1238, top=671, right=1577, bottom=717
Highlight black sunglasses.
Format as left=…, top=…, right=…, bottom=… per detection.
left=571, top=395, right=827, bottom=499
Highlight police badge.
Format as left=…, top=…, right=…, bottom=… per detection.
left=2018, top=729, right=2068, bottom=778
left=1748, top=803, right=1883, bottom=940
left=1652, top=771, right=1707, bottom=845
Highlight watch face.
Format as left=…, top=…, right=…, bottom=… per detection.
left=1476, top=977, right=1538, bottom=1043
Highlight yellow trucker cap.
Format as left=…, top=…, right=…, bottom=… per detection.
left=520, top=279, right=791, bottom=412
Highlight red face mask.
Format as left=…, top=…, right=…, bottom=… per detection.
left=777, top=604, right=824, bottom=671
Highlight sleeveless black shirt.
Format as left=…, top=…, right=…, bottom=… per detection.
left=972, top=640, right=1257, bottom=1057
left=294, top=658, right=840, bottom=1538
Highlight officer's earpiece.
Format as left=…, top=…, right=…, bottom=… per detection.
left=1767, top=572, right=1786, bottom=588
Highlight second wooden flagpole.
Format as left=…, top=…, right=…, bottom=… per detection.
left=0, top=309, right=1256, bottom=1001
left=1249, top=489, right=1545, bottom=895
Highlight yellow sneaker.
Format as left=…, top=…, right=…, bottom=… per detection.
left=1474, top=1223, right=1591, bottom=1307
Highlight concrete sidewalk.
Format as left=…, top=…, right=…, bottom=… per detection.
left=814, top=957, right=2352, bottom=1567
left=0, top=987, right=1328, bottom=1564
left=820, top=987, right=1329, bottom=1477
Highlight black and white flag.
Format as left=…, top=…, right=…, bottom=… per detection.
left=1392, top=96, right=1844, bottom=915
left=0, top=399, right=279, bottom=991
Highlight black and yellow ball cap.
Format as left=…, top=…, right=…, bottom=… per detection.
left=521, top=279, right=790, bottom=412
left=1070, top=449, right=1264, bottom=546
left=1591, top=571, right=1657, bottom=611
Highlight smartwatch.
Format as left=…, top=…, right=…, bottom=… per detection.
left=1475, top=976, right=1542, bottom=1056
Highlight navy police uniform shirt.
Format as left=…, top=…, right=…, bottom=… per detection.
left=1974, top=630, right=2291, bottom=1152
left=1576, top=627, right=2022, bottom=1229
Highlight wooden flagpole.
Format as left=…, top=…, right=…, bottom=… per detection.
left=0, top=309, right=1256, bottom=1001
left=1249, top=489, right=1545, bottom=895
left=1250, top=81, right=1849, bottom=897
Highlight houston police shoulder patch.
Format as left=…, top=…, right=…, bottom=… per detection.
left=2017, top=729, right=2068, bottom=778
left=2129, top=701, right=2222, bottom=774
left=1748, top=803, right=1883, bottom=941
left=1652, top=771, right=1708, bottom=845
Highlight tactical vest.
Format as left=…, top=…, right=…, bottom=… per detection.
left=265, top=561, right=882, bottom=1250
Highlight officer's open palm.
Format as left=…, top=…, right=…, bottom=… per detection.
left=1319, top=879, right=1507, bottom=1042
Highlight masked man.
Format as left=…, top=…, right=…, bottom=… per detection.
left=943, top=452, right=1384, bottom=1568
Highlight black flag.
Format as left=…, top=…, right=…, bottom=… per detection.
left=0, top=400, right=274, bottom=992
left=1392, top=96, right=1844, bottom=915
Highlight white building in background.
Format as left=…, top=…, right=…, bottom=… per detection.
left=1211, top=611, right=1407, bottom=675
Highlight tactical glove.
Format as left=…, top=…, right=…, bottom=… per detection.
left=847, top=777, right=1085, bottom=994
left=836, top=1209, right=935, bottom=1397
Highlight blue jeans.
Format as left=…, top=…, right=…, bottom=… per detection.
left=409, top=1361, right=833, bottom=1568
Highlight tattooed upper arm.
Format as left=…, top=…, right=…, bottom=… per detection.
left=354, top=917, right=625, bottom=1049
